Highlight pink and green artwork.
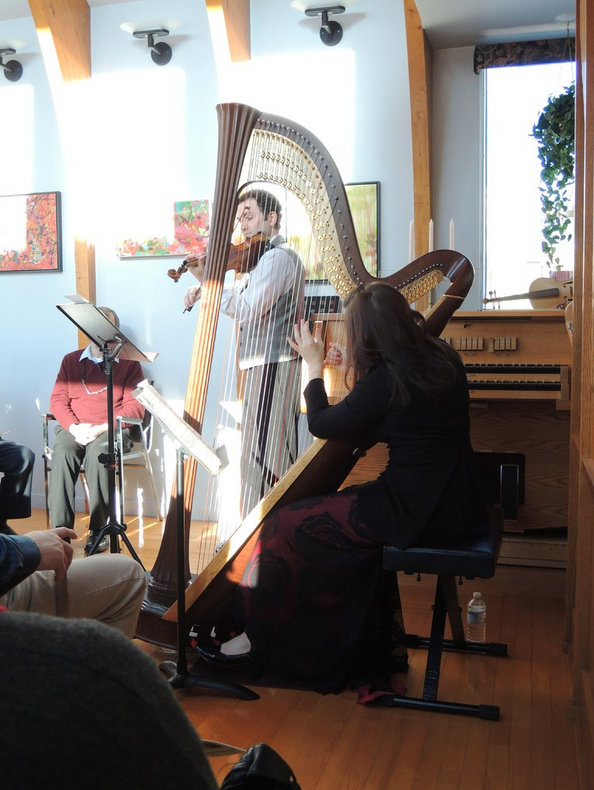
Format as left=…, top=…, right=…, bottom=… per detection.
left=117, top=199, right=209, bottom=257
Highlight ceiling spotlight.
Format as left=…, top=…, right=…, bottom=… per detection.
left=554, top=13, right=576, bottom=25
left=133, top=29, right=172, bottom=66
left=305, top=6, right=346, bottom=47
left=0, top=48, right=23, bottom=82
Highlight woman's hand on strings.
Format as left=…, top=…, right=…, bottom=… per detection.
left=288, top=319, right=325, bottom=380
left=325, top=342, right=346, bottom=372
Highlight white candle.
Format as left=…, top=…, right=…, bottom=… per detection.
left=449, top=219, right=455, bottom=250
left=409, top=220, right=414, bottom=261
left=428, top=219, right=434, bottom=252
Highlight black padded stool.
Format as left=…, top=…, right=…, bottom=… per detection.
left=379, top=508, right=508, bottom=721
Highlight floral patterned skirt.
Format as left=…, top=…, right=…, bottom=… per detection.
left=225, top=488, right=408, bottom=694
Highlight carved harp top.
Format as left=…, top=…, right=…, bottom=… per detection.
left=206, top=104, right=473, bottom=318
left=142, top=103, right=474, bottom=627
left=190, top=102, right=473, bottom=431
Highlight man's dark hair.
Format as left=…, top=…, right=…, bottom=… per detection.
left=237, top=189, right=282, bottom=228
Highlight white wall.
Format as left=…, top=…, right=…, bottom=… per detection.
left=432, top=46, right=484, bottom=304
left=0, top=0, right=482, bottom=519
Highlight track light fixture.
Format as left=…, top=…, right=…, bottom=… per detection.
left=0, top=48, right=23, bottom=82
left=305, top=5, right=346, bottom=46
left=133, top=29, right=172, bottom=66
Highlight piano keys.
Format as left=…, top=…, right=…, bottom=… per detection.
left=441, top=309, right=572, bottom=404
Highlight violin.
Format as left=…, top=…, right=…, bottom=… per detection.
left=167, top=232, right=268, bottom=282
left=482, top=277, right=573, bottom=310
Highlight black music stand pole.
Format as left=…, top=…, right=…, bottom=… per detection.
left=85, top=340, right=145, bottom=569
left=158, top=445, right=258, bottom=699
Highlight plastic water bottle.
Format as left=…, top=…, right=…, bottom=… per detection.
left=466, top=592, right=487, bottom=643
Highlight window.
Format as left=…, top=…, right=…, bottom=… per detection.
left=483, top=61, right=575, bottom=309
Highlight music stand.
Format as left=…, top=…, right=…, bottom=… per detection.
left=132, top=381, right=258, bottom=699
left=56, top=297, right=157, bottom=567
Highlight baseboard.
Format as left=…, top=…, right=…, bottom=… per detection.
left=498, top=531, right=568, bottom=569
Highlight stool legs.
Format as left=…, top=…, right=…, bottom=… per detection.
left=374, top=574, right=507, bottom=720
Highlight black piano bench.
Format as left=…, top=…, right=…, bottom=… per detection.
left=379, top=509, right=508, bottom=721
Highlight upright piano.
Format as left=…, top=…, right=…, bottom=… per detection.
left=321, top=309, right=572, bottom=533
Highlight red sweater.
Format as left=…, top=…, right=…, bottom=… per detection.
left=50, top=351, right=145, bottom=428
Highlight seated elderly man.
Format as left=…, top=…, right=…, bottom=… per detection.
left=47, top=306, right=145, bottom=553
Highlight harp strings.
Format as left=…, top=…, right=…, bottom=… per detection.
left=193, top=298, right=241, bottom=573
left=192, top=126, right=314, bottom=571
left=235, top=128, right=308, bottom=518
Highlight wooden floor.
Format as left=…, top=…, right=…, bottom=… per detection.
left=20, top=510, right=582, bottom=789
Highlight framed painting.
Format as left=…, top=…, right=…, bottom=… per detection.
left=0, top=192, right=62, bottom=273
left=299, top=181, right=380, bottom=282
left=345, top=181, right=380, bottom=278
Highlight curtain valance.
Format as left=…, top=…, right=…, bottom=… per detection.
left=473, top=38, right=575, bottom=74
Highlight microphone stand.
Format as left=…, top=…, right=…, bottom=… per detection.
left=86, top=340, right=145, bottom=569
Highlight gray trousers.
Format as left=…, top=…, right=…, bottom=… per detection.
left=1, top=553, right=146, bottom=637
left=48, top=425, right=131, bottom=531
left=239, top=359, right=301, bottom=517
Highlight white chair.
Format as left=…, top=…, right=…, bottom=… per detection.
left=116, top=411, right=162, bottom=523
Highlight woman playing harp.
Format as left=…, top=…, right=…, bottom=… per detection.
left=139, top=103, right=474, bottom=648
left=191, top=282, right=487, bottom=693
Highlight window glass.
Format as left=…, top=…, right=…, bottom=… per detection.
left=483, top=62, right=575, bottom=309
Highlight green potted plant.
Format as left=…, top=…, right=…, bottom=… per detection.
left=531, top=82, right=575, bottom=272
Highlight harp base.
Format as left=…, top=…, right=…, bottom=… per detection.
left=151, top=446, right=258, bottom=700
left=159, top=660, right=260, bottom=700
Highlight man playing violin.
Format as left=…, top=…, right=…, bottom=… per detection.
left=183, top=189, right=305, bottom=517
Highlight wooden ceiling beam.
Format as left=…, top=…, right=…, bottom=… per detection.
left=404, top=0, right=432, bottom=260
left=206, top=0, right=251, bottom=63
left=28, top=0, right=91, bottom=82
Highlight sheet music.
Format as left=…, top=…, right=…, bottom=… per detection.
left=132, top=380, right=223, bottom=476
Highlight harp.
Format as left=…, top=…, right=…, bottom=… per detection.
left=135, top=103, right=474, bottom=647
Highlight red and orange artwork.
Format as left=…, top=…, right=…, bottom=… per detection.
left=0, top=192, right=61, bottom=273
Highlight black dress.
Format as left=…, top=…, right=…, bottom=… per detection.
left=227, top=357, right=486, bottom=693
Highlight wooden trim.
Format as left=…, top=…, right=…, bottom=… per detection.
left=75, top=238, right=96, bottom=305
left=566, top=0, right=594, bottom=777
left=403, top=0, right=432, bottom=253
left=403, top=0, right=433, bottom=311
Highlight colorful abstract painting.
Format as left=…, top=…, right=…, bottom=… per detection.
left=0, top=192, right=62, bottom=273
left=116, top=199, right=210, bottom=257
left=345, top=182, right=380, bottom=278
left=296, top=182, right=380, bottom=281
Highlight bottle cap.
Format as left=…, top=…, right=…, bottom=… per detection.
left=473, top=592, right=481, bottom=598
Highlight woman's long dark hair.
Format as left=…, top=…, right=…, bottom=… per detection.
left=343, top=282, right=463, bottom=407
